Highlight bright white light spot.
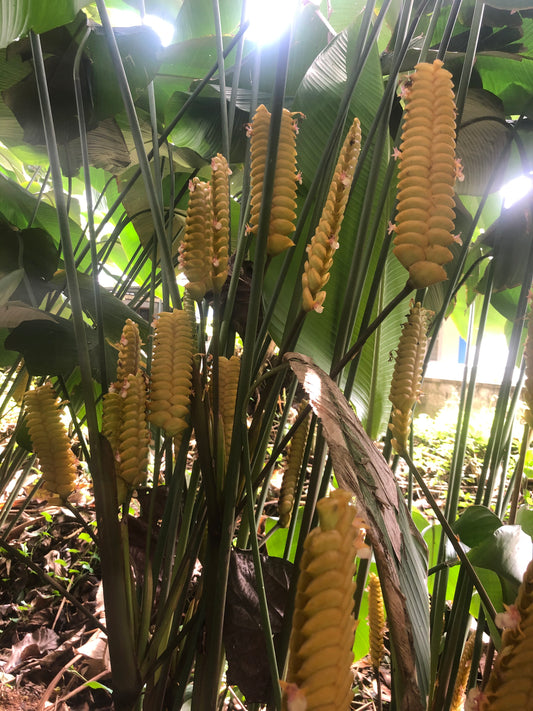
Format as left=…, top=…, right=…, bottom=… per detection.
left=500, top=174, right=533, bottom=209
left=303, top=369, right=321, bottom=405
left=106, top=8, right=175, bottom=47
left=245, top=0, right=299, bottom=46
left=143, top=14, right=175, bottom=47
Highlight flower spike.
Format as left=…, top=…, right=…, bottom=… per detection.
left=393, top=60, right=460, bottom=289
left=24, top=382, right=78, bottom=499
left=283, top=488, right=368, bottom=711
left=302, top=117, right=361, bottom=313
left=248, top=104, right=300, bottom=257
left=388, top=302, right=432, bottom=454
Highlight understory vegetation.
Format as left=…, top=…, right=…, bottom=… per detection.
left=1, top=1, right=533, bottom=710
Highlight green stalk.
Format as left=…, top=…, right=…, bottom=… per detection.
left=481, top=241, right=533, bottom=506
left=29, top=30, right=140, bottom=708
left=212, top=0, right=230, bottom=159
left=192, top=27, right=294, bottom=710
left=95, top=0, right=180, bottom=309
left=332, top=0, right=427, bottom=364
left=227, top=0, right=248, bottom=141
left=431, top=569, right=473, bottom=711
left=154, top=437, right=195, bottom=602
left=400, top=449, right=497, bottom=624
left=418, top=0, right=443, bottom=61
left=508, top=423, right=530, bottom=523
left=276, top=429, right=329, bottom=672
left=341, top=154, right=400, bottom=399
left=267, top=0, right=393, bottom=353
left=436, top=0, right=463, bottom=60
left=494, top=370, right=525, bottom=517
left=427, top=284, right=489, bottom=691
left=251, top=378, right=298, bottom=535
left=93, top=21, right=249, bottom=243
left=282, top=415, right=316, bottom=561
left=454, top=0, right=486, bottom=125
left=256, top=282, right=411, bottom=488
left=331, top=282, right=414, bottom=379
left=0, top=469, right=39, bottom=536
left=73, top=28, right=108, bottom=393
left=242, top=434, right=282, bottom=710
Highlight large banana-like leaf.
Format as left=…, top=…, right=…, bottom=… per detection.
left=0, top=0, right=90, bottom=49
left=0, top=174, right=82, bottom=247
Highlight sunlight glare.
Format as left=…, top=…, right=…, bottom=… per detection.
left=500, top=174, right=533, bottom=209
left=245, top=0, right=299, bottom=46
left=106, top=8, right=175, bottom=47
left=304, top=369, right=321, bottom=408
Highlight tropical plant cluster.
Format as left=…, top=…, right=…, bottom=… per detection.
left=1, top=1, right=533, bottom=710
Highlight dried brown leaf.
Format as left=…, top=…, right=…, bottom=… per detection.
left=223, top=549, right=292, bottom=703
left=5, top=627, right=59, bottom=672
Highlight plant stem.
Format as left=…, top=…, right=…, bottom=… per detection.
left=400, top=448, right=498, bottom=625
left=95, top=0, right=180, bottom=309
left=331, top=281, right=413, bottom=379
left=30, top=30, right=141, bottom=709
left=509, top=424, right=531, bottom=523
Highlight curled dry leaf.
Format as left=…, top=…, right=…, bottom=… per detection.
left=4, top=627, right=59, bottom=673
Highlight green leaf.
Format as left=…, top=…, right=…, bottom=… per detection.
left=86, top=680, right=113, bottom=693
left=490, top=285, right=521, bottom=322
left=4, top=317, right=93, bottom=376
left=115, top=165, right=189, bottom=253
left=88, top=24, right=163, bottom=123
left=453, top=505, right=502, bottom=548
left=0, top=269, right=23, bottom=306
left=475, top=18, right=533, bottom=115
left=0, top=222, right=59, bottom=302
left=0, top=0, right=91, bottom=49
left=1, top=14, right=161, bottom=175
left=158, top=36, right=241, bottom=97
left=166, top=92, right=247, bottom=161
left=0, top=173, right=82, bottom=248
left=174, top=0, right=241, bottom=42
left=468, top=524, right=532, bottom=589
left=469, top=567, right=503, bottom=618
left=516, top=506, right=533, bottom=538
left=411, top=509, right=430, bottom=534
left=477, top=192, right=533, bottom=293
left=50, top=270, right=150, bottom=343
left=122, top=0, right=181, bottom=24
left=455, top=89, right=511, bottom=196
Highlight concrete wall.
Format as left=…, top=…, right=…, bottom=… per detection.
left=418, top=377, right=517, bottom=418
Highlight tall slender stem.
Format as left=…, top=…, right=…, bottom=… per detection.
left=29, top=30, right=140, bottom=709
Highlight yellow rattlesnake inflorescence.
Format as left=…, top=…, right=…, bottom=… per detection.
left=282, top=488, right=368, bottom=710
left=392, top=59, right=461, bottom=289
left=388, top=302, right=432, bottom=454
left=148, top=309, right=194, bottom=438
left=24, top=382, right=78, bottom=499
left=278, top=402, right=311, bottom=528
left=302, top=117, right=361, bottom=313
left=248, top=104, right=300, bottom=257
